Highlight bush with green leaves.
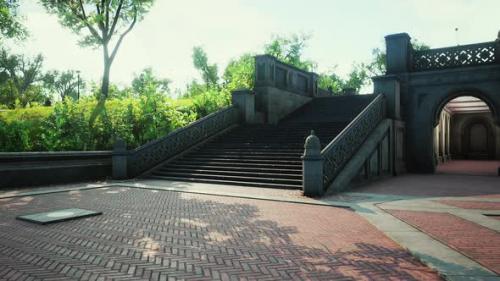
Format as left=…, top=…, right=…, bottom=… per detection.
left=0, top=94, right=200, bottom=151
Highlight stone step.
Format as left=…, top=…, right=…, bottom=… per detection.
left=146, top=175, right=301, bottom=189
left=150, top=171, right=302, bottom=185
left=156, top=167, right=302, bottom=179
left=172, top=160, right=302, bottom=169
left=192, top=150, right=303, bottom=156
left=199, top=148, right=304, bottom=153
left=160, top=163, right=302, bottom=174
left=184, top=153, right=300, bottom=160
left=178, top=156, right=302, bottom=164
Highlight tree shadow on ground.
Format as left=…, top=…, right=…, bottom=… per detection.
left=0, top=186, right=440, bottom=280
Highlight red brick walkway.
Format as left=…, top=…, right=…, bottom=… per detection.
left=388, top=210, right=500, bottom=275
left=436, top=200, right=500, bottom=210
left=0, top=187, right=440, bottom=281
left=436, top=160, right=500, bottom=176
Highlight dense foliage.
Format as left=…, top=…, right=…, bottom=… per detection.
left=0, top=0, right=26, bottom=41
left=0, top=95, right=200, bottom=151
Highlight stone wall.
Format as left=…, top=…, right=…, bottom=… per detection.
left=374, top=33, right=500, bottom=173
left=450, top=112, right=500, bottom=160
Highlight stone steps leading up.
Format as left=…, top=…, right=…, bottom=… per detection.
left=143, top=95, right=375, bottom=189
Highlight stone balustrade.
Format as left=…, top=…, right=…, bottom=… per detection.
left=385, top=33, right=499, bottom=74
left=254, top=55, right=318, bottom=97
left=123, top=106, right=240, bottom=178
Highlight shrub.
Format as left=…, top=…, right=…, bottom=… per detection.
left=0, top=94, right=205, bottom=152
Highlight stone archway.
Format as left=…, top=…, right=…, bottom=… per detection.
left=374, top=33, right=500, bottom=174
left=461, top=117, right=496, bottom=160
left=432, top=89, right=500, bottom=128
left=403, top=87, right=500, bottom=173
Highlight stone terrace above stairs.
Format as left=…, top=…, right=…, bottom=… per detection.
left=144, top=95, right=375, bottom=189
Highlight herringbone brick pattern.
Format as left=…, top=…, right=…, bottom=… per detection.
left=0, top=187, right=440, bottom=280
left=388, top=210, right=500, bottom=275
left=436, top=200, right=500, bottom=210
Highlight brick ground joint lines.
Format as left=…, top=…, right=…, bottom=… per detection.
left=386, top=209, right=500, bottom=275
left=0, top=187, right=441, bottom=281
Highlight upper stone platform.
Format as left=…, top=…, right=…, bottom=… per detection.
left=385, top=33, right=500, bottom=74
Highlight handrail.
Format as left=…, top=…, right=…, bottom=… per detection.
left=127, top=106, right=240, bottom=177
left=412, top=41, right=498, bottom=71
left=321, top=94, right=386, bottom=186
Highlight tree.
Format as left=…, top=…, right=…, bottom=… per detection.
left=0, top=0, right=27, bottom=41
left=318, top=65, right=369, bottom=95
left=264, top=33, right=316, bottom=71
left=222, top=53, right=254, bottom=92
left=363, top=39, right=430, bottom=77
left=192, top=46, right=218, bottom=89
left=318, top=72, right=344, bottom=94
left=0, top=48, right=46, bottom=108
left=43, top=70, right=84, bottom=101
left=40, top=0, right=154, bottom=124
left=131, top=67, right=170, bottom=96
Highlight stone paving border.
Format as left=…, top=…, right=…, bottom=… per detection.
left=355, top=202, right=498, bottom=281
left=436, top=200, right=500, bottom=210
left=387, top=210, right=500, bottom=276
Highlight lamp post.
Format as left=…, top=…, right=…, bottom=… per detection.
left=76, top=70, right=81, bottom=100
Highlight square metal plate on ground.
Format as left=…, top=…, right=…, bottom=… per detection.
left=16, top=208, right=102, bottom=225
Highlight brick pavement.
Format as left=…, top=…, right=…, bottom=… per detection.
left=387, top=210, right=500, bottom=275
left=351, top=174, right=500, bottom=197
left=436, top=200, right=500, bottom=210
left=436, top=160, right=500, bottom=176
left=0, top=187, right=440, bottom=281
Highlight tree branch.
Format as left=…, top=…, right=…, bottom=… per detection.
left=108, top=0, right=124, bottom=40
left=109, top=4, right=136, bottom=63
left=104, top=0, right=109, bottom=31
left=76, top=0, right=103, bottom=42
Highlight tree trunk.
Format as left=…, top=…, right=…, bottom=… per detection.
left=89, top=45, right=112, bottom=127
left=101, top=60, right=111, bottom=99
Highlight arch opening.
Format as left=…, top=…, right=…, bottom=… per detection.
left=434, top=95, right=500, bottom=176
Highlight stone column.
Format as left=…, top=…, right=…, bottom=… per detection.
left=231, top=90, right=256, bottom=124
left=385, top=33, right=412, bottom=74
left=441, top=114, right=446, bottom=162
left=302, top=131, right=324, bottom=197
left=446, top=115, right=451, bottom=160
left=254, top=55, right=275, bottom=87
left=434, top=125, right=439, bottom=165
left=373, top=76, right=401, bottom=120
left=112, top=138, right=128, bottom=180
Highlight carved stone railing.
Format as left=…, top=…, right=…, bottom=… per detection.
left=412, top=41, right=498, bottom=71
left=321, top=94, right=386, bottom=186
left=254, top=55, right=318, bottom=97
left=127, top=106, right=240, bottom=177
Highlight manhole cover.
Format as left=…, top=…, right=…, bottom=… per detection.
left=16, top=208, right=102, bottom=225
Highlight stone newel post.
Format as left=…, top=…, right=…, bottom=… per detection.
left=302, top=130, right=324, bottom=197
left=385, top=33, right=412, bottom=74
left=112, top=138, right=128, bottom=180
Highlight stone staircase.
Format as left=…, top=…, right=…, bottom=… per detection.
left=144, top=95, right=375, bottom=189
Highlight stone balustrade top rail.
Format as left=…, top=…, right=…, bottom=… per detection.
left=321, top=94, right=386, bottom=187
left=127, top=106, right=240, bottom=177
left=412, top=41, right=498, bottom=72
left=254, top=55, right=319, bottom=97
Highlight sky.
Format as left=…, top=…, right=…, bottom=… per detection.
left=9, top=0, right=500, bottom=94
